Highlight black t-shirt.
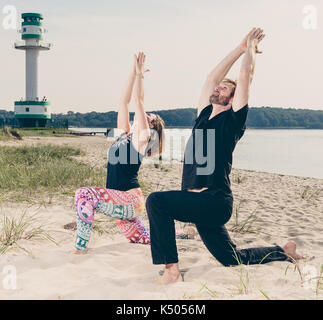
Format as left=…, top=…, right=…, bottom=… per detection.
left=106, top=132, right=143, bottom=191
left=181, top=104, right=249, bottom=196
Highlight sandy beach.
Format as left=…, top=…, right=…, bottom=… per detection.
left=0, top=135, right=322, bottom=300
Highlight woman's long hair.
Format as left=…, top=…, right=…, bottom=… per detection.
left=147, top=114, right=165, bottom=157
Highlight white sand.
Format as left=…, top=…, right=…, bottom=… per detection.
left=0, top=136, right=322, bottom=300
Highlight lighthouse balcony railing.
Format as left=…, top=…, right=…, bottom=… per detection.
left=14, top=41, right=52, bottom=50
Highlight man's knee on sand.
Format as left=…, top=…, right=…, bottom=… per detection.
left=218, top=255, right=241, bottom=267
left=145, top=192, right=164, bottom=214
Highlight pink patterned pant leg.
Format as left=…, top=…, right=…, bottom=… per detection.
left=74, top=187, right=150, bottom=250
left=94, top=187, right=150, bottom=245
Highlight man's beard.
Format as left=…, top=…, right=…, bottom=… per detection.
left=209, top=94, right=231, bottom=106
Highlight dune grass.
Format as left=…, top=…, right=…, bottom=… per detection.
left=199, top=282, right=217, bottom=298
left=0, top=144, right=106, bottom=203
left=231, top=248, right=250, bottom=295
left=0, top=126, right=22, bottom=141
left=17, top=127, right=74, bottom=137
left=258, top=288, right=271, bottom=300
left=229, top=199, right=260, bottom=234
left=0, top=209, right=58, bottom=255
left=232, top=173, right=246, bottom=184
left=0, top=126, right=76, bottom=140
left=300, top=185, right=321, bottom=201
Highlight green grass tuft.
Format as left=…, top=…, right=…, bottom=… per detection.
left=0, top=209, right=58, bottom=255
left=0, top=126, right=22, bottom=140
left=230, top=201, right=260, bottom=234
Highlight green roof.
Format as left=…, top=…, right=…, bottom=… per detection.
left=15, top=101, right=50, bottom=106
left=22, top=13, right=43, bottom=20
left=14, top=114, right=51, bottom=119
left=22, top=34, right=43, bottom=40
left=22, top=21, right=43, bottom=26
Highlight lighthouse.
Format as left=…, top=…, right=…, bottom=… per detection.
left=14, top=13, right=51, bottom=128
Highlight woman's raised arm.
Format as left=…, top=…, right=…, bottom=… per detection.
left=132, top=52, right=151, bottom=154
left=117, top=56, right=137, bottom=133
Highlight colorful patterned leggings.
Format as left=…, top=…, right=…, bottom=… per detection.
left=74, top=187, right=150, bottom=250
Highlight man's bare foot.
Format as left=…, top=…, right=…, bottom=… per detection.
left=154, top=272, right=183, bottom=285
left=154, top=263, right=184, bottom=285
left=71, top=249, right=88, bottom=255
left=283, top=240, right=304, bottom=261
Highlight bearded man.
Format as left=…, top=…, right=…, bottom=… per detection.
left=146, top=28, right=304, bottom=284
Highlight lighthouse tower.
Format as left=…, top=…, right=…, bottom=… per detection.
left=14, top=13, right=51, bottom=128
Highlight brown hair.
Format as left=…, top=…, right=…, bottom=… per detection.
left=222, top=78, right=237, bottom=98
left=147, top=114, right=165, bottom=157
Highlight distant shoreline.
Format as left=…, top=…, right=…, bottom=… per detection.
left=68, top=126, right=323, bottom=130
left=2, top=106, right=323, bottom=129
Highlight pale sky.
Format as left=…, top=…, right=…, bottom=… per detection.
left=1, top=0, right=322, bottom=113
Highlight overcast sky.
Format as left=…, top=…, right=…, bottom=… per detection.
left=1, top=0, right=322, bottom=113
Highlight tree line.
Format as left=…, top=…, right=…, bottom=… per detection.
left=1, top=106, right=323, bottom=128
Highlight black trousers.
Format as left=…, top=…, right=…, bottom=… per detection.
left=146, top=189, right=288, bottom=266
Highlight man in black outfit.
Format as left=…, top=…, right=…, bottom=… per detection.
left=146, top=28, right=304, bottom=284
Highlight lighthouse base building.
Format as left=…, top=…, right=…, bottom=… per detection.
left=14, top=13, right=51, bottom=128
left=14, top=101, right=50, bottom=127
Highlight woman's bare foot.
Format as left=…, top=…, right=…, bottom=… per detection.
left=283, top=240, right=304, bottom=261
left=154, top=263, right=184, bottom=285
left=71, top=249, right=88, bottom=255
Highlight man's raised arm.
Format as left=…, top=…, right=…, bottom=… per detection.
left=232, top=28, right=265, bottom=112
left=197, top=30, right=255, bottom=116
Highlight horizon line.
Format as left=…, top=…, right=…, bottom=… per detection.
left=1, top=105, right=323, bottom=114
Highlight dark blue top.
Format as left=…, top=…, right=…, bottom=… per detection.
left=106, top=132, right=144, bottom=191
left=181, top=104, right=249, bottom=196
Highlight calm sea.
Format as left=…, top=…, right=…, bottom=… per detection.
left=69, top=127, right=323, bottom=179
